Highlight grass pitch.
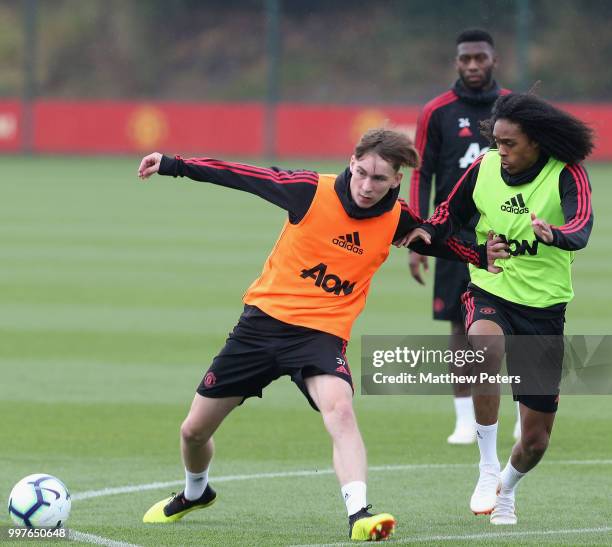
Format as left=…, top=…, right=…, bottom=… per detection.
left=1, top=156, right=611, bottom=545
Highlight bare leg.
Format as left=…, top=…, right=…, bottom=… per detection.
left=491, top=404, right=555, bottom=525
left=306, top=375, right=366, bottom=485
left=180, top=393, right=243, bottom=473
left=468, top=320, right=505, bottom=426
left=142, top=393, right=243, bottom=522
left=510, top=403, right=555, bottom=473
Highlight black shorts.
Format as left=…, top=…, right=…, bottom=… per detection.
left=461, top=284, right=566, bottom=413
left=196, top=305, right=353, bottom=411
left=433, top=258, right=470, bottom=322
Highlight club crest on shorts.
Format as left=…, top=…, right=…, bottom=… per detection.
left=204, top=371, right=216, bottom=387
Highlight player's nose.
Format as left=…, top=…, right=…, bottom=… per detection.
left=361, top=179, right=374, bottom=194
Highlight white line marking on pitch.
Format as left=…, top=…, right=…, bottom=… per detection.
left=72, top=464, right=474, bottom=501
left=69, top=529, right=142, bottom=547
left=290, top=526, right=612, bottom=547
left=72, top=458, right=612, bottom=501
left=289, top=525, right=612, bottom=546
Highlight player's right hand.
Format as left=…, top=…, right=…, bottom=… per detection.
left=486, top=230, right=510, bottom=274
left=409, top=251, right=429, bottom=286
left=138, top=152, right=163, bottom=179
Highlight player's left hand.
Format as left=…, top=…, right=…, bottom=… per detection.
left=531, top=212, right=553, bottom=243
left=393, top=227, right=431, bottom=248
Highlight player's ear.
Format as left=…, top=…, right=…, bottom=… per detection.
left=529, top=139, right=540, bottom=153
left=391, top=171, right=403, bottom=188
left=349, top=155, right=356, bottom=173
left=488, top=43, right=498, bottom=66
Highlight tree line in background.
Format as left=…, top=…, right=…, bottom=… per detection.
left=1, top=0, right=610, bottom=102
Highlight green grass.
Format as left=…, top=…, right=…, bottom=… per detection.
left=1, top=156, right=611, bottom=546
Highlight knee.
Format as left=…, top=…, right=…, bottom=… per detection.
left=521, top=433, right=549, bottom=460
left=180, top=419, right=208, bottom=446
left=468, top=333, right=504, bottom=366
left=322, top=399, right=357, bottom=429
left=473, top=338, right=504, bottom=362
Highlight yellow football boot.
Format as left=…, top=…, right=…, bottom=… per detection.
left=349, top=505, right=396, bottom=541
left=143, top=485, right=216, bottom=523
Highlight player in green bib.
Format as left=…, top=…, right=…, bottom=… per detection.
left=402, top=93, right=594, bottom=525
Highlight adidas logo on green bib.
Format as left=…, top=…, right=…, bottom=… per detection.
left=500, top=193, right=529, bottom=214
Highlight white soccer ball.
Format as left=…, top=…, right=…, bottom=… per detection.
left=7, top=474, right=71, bottom=528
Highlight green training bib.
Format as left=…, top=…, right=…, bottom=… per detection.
left=469, top=151, right=574, bottom=307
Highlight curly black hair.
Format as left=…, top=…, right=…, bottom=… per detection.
left=481, top=93, right=595, bottom=164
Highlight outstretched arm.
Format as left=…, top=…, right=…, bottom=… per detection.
left=393, top=200, right=508, bottom=272
left=137, top=152, right=319, bottom=223
left=406, top=229, right=508, bottom=274
left=419, top=155, right=482, bottom=242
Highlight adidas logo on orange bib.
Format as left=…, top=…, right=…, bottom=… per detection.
left=332, top=232, right=364, bottom=255
left=500, top=193, right=529, bottom=214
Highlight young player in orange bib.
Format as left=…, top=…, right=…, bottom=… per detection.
left=137, top=128, right=506, bottom=541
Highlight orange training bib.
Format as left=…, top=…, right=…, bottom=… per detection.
left=243, top=174, right=401, bottom=340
